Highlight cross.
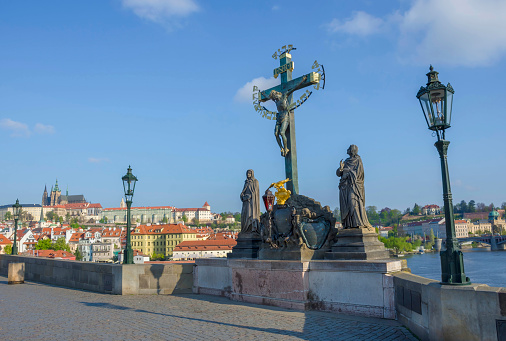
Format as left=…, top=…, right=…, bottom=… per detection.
left=259, top=51, right=320, bottom=195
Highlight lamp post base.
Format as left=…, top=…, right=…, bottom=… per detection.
left=440, top=249, right=471, bottom=285
left=123, top=248, right=134, bottom=265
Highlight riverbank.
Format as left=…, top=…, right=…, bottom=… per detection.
left=404, top=247, right=506, bottom=287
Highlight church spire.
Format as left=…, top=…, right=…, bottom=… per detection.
left=66, top=185, right=68, bottom=197
left=54, top=179, right=60, bottom=192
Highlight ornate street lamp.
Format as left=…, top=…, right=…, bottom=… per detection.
left=416, top=66, right=470, bottom=285
left=262, top=189, right=275, bottom=212
left=122, top=166, right=138, bottom=264
left=12, top=199, right=22, bottom=255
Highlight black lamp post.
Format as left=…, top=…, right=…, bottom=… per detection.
left=416, top=66, right=470, bottom=285
left=122, top=166, right=138, bottom=264
left=12, top=199, right=22, bottom=255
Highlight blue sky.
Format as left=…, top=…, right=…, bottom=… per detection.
left=1, top=0, right=505, bottom=213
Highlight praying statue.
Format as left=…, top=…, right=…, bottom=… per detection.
left=240, top=169, right=260, bottom=234
left=336, top=145, right=372, bottom=229
left=261, top=75, right=307, bottom=157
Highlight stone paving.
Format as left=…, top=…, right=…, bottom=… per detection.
left=0, top=275, right=417, bottom=341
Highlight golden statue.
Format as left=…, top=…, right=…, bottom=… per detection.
left=268, top=178, right=291, bottom=205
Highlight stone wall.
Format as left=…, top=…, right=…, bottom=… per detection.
left=193, top=258, right=404, bottom=319
left=393, top=272, right=506, bottom=341
left=0, top=255, right=193, bottom=295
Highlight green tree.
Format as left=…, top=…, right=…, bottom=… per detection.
left=74, top=248, right=83, bottom=261
left=46, top=211, right=55, bottom=222
left=3, top=244, right=12, bottom=254
left=4, top=211, right=12, bottom=220
left=35, top=238, right=53, bottom=250
left=333, top=207, right=341, bottom=221
left=182, top=214, right=188, bottom=223
left=52, top=238, right=70, bottom=252
left=412, top=203, right=421, bottom=215
left=430, top=228, right=435, bottom=244
left=162, top=216, right=168, bottom=223
left=468, top=200, right=476, bottom=213
left=65, top=212, right=71, bottom=222
left=59, top=216, right=64, bottom=224
left=234, top=213, right=241, bottom=222
left=366, top=206, right=380, bottom=226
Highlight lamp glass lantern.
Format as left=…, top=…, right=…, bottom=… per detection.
left=416, top=65, right=454, bottom=132
left=122, top=166, right=138, bottom=202
left=262, top=189, right=275, bottom=212
left=12, top=199, right=22, bottom=219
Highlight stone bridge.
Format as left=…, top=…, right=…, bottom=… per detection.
left=458, top=235, right=506, bottom=251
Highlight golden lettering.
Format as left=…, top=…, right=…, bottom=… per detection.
left=272, top=53, right=278, bottom=60
left=312, top=60, right=319, bottom=69
left=253, top=85, right=259, bottom=92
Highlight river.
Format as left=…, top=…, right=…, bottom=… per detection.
left=404, top=248, right=506, bottom=288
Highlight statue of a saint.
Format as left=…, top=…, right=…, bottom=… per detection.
left=337, top=145, right=372, bottom=229
left=240, top=169, right=260, bottom=234
left=261, top=76, right=307, bottom=157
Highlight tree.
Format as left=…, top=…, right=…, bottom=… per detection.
left=403, top=208, right=411, bottom=215
left=35, top=238, right=52, bottom=250
left=501, top=202, right=506, bottom=210
left=4, top=211, right=12, bottom=220
left=46, top=211, right=55, bottom=222
left=366, top=206, right=380, bottom=226
left=59, top=216, right=64, bottom=224
left=412, top=203, right=421, bottom=215
left=430, top=228, right=435, bottom=244
left=65, top=212, right=71, bottom=222
left=52, top=238, right=70, bottom=252
left=181, top=214, right=188, bottom=223
left=468, top=200, right=476, bottom=213
left=476, top=202, right=486, bottom=212
left=74, top=248, right=82, bottom=261
left=333, top=207, right=341, bottom=221
left=3, top=245, right=12, bottom=255
left=162, top=216, right=168, bottom=223
left=234, top=213, right=241, bottom=222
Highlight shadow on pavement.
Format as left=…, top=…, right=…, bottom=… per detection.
left=78, top=301, right=312, bottom=340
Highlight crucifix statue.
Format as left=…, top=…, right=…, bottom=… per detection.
left=256, top=46, right=323, bottom=195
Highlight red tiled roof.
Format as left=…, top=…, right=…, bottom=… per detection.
left=132, top=224, right=196, bottom=235
left=203, top=202, right=210, bottom=206
left=103, top=206, right=174, bottom=211
left=0, top=236, right=12, bottom=245
left=26, top=249, right=75, bottom=259
left=174, top=239, right=237, bottom=251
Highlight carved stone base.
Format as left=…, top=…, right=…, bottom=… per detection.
left=325, top=228, right=390, bottom=260
left=227, top=233, right=262, bottom=259
left=259, top=245, right=328, bottom=261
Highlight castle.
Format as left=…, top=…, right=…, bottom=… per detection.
left=42, top=179, right=87, bottom=206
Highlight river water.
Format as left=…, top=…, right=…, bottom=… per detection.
left=404, top=248, right=506, bottom=288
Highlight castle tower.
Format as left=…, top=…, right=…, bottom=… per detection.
left=42, top=185, right=48, bottom=206
left=120, top=198, right=126, bottom=208
left=50, top=179, right=62, bottom=206
left=203, top=201, right=211, bottom=211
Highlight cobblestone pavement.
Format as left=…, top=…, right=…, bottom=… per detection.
left=0, top=275, right=417, bottom=341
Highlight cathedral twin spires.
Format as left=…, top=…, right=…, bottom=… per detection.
left=42, top=179, right=86, bottom=206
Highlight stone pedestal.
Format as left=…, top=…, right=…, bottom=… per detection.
left=326, top=228, right=390, bottom=260
left=8, top=262, right=25, bottom=284
left=227, top=233, right=261, bottom=259
left=259, top=246, right=327, bottom=261
left=193, top=258, right=407, bottom=319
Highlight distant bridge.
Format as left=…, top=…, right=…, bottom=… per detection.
left=458, top=235, right=506, bottom=251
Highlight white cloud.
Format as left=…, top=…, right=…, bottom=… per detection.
left=326, top=11, right=383, bottom=36
left=88, top=157, right=110, bottom=163
left=399, top=0, right=506, bottom=66
left=122, top=0, right=199, bottom=27
left=235, top=77, right=280, bottom=103
left=0, top=118, right=30, bottom=137
left=325, top=0, right=506, bottom=66
left=34, top=123, right=55, bottom=135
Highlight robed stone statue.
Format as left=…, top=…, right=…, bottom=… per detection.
left=336, top=145, right=372, bottom=229
left=240, top=169, right=260, bottom=234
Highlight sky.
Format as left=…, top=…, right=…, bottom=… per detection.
left=1, top=0, right=506, bottom=213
